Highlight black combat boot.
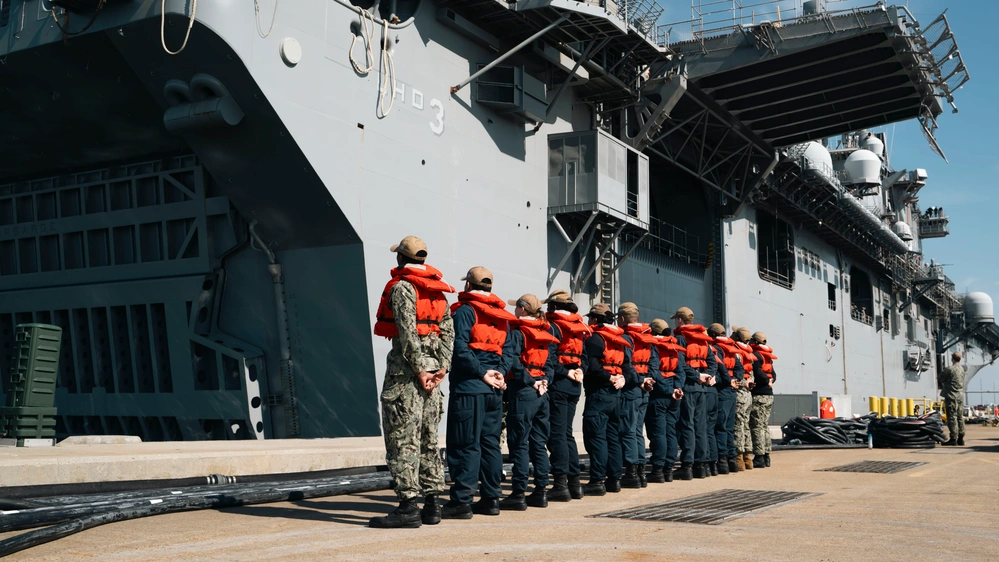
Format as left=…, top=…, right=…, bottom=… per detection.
left=709, top=462, right=719, bottom=476
left=764, top=453, right=771, bottom=467
left=606, top=477, right=622, bottom=492
left=568, top=475, right=585, bottom=499
left=717, top=457, right=730, bottom=475
left=583, top=479, right=606, bottom=496
left=620, top=464, right=641, bottom=489
left=957, top=435, right=966, bottom=446
left=526, top=487, right=548, bottom=508
left=942, top=438, right=956, bottom=446
left=421, top=495, right=441, bottom=525
left=499, top=492, right=528, bottom=511
left=549, top=475, right=572, bottom=502
left=727, top=457, right=739, bottom=473
left=369, top=498, right=422, bottom=528
left=692, top=463, right=706, bottom=479
left=675, top=463, right=693, bottom=480
left=472, top=497, right=500, bottom=515
left=440, top=500, right=473, bottom=520
left=647, top=465, right=666, bottom=483
left=752, top=456, right=766, bottom=469
left=664, top=467, right=674, bottom=482
left=639, top=463, right=648, bottom=487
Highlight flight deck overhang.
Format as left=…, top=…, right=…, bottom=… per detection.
left=662, top=5, right=968, bottom=151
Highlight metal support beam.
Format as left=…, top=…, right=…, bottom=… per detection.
left=450, top=13, right=570, bottom=94
left=898, top=279, right=941, bottom=312
left=546, top=210, right=597, bottom=290
left=544, top=37, right=610, bottom=120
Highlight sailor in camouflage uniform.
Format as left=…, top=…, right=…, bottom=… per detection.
left=749, top=331, right=777, bottom=468
left=731, top=327, right=755, bottom=471
left=369, top=236, right=456, bottom=529
left=940, top=351, right=966, bottom=446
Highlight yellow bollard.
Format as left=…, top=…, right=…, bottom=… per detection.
left=869, top=396, right=880, bottom=416
left=881, top=397, right=890, bottom=418
left=905, top=398, right=915, bottom=417
left=890, top=398, right=900, bottom=417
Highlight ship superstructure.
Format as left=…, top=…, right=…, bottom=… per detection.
left=0, top=0, right=991, bottom=439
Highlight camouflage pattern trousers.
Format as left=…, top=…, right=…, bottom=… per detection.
left=381, top=371, right=446, bottom=501
left=734, top=388, right=753, bottom=454
left=749, top=394, right=774, bottom=455
left=944, top=393, right=965, bottom=440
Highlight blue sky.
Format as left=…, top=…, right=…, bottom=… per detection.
left=659, top=0, right=999, bottom=399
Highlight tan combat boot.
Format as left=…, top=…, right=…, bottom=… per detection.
left=735, top=453, right=745, bottom=471
left=743, top=452, right=754, bottom=470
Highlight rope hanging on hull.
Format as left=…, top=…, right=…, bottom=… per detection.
left=161, top=0, right=198, bottom=55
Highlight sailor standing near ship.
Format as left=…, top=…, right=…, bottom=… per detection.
left=731, top=327, right=756, bottom=471
left=441, top=267, right=517, bottom=519
left=499, top=294, right=557, bottom=510
left=619, top=303, right=658, bottom=489
left=940, top=351, right=966, bottom=446
left=672, top=307, right=717, bottom=480
left=544, top=290, right=590, bottom=501
left=581, top=303, right=631, bottom=495
left=369, top=236, right=456, bottom=529
left=708, top=323, right=742, bottom=475
left=749, top=332, right=778, bottom=468
left=646, top=319, right=686, bottom=483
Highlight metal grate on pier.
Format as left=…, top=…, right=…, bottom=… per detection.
left=818, top=461, right=926, bottom=474
left=591, top=489, right=817, bottom=525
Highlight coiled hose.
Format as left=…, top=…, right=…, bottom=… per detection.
left=0, top=459, right=590, bottom=557
left=781, top=414, right=876, bottom=445
left=869, top=412, right=947, bottom=449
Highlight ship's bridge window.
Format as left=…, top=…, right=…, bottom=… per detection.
left=757, top=210, right=795, bottom=290
left=849, top=266, right=874, bottom=326
left=828, top=283, right=836, bottom=311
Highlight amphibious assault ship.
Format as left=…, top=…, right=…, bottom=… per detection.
left=0, top=0, right=991, bottom=441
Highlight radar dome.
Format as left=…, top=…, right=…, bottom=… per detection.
left=965, top=292, right=994, bottom=323
left=802, top=142, right=833, bottom=173
left=861, top=135, right=885, bottom=158
left=844, top=149, right=881, bottom=185
left=892, top=221, right=913, bottom=241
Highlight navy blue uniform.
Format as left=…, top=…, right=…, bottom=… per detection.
left=505, top=325, right=556, bottom=494
left=446, top=304, right=516, bottom=505
left=582, top=332, right=632, bottom=481
left=548, top=323, right=585, bottom=479
left=622, top=333, right=658, bottom=468
left=646, top=344, right=687, bottom=469
left=712, top=343, right=743, bottom=461
left=675, top=333, right=717, bottom=465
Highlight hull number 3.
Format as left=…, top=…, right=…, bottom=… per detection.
left=393, top=80, right=445, bottom=135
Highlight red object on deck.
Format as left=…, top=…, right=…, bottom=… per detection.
left=820, top=399, right=836, bottom=419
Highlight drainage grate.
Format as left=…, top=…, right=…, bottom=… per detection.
left=591, top=489, right=817, bottom=525
left=818, top=460, right=925, bottom=474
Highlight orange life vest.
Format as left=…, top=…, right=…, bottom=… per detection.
left=511, top=317, right=559, bottom=379
left=653, top=335, right=684, bottom=379
left=373, top=264, right=455, bottom=339
left=450, top=291, right=516, bottom=355
left=623, top=323, right=657, bottom=375
left=675, top=325, right=713, bottom=371
left=712, top=336, right=742, bottom=373
left=547, top=311, right=591, bottom=367
left=591, top=324, right=631, bottom=376
left=735, top=341, right=754, bottom=380
left=751, top=344, right=778, bottom=380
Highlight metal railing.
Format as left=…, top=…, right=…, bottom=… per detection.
left=657, top=1, right=889, bottom=51
left=850, top=307, right=873, bottom=326
left=625, top=216, right=710, bottom=268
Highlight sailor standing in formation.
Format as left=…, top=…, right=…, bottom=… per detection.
left=369, top=236, right=779, bottom=528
